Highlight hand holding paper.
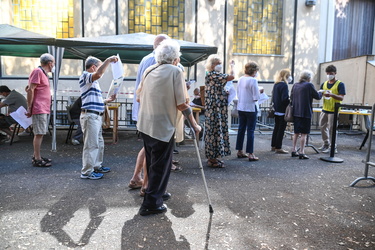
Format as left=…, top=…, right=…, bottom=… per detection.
left=107, top=54, right=124, bottom=98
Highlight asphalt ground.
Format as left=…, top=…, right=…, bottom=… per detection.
left=0, top=128, right=374, bottom=249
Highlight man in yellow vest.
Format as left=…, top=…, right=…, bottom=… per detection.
left=318, top=65, right=346, bottom=153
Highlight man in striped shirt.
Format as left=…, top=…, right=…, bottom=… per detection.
left=79, top=55, right=118, bottom=180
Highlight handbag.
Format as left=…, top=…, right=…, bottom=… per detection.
left=267, top=104, right=275, bottom=118
left=284, top=103, right=294, bottom=122
left=284, top=85, right=294, bottom=122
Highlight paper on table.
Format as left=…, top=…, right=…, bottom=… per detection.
left=9, top=106, right=32, bottom=129
left=111, top=54, right=124, bottom=79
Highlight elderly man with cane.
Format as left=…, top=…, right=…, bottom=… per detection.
left=136, top=39, right=201, bottom=216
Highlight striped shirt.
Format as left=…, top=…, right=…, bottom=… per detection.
left=79, top=71, right=105, bottom=113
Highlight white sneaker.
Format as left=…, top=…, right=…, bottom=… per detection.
left=71, top=139, right=80, bottom=145
left=18, top=131, right=30, bottom=137
left=322, top=147, right=338, bottom=154
left=318, top=144, right=330, bottom=151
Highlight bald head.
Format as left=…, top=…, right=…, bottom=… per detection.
left=153, top=34, right=170, bottom=49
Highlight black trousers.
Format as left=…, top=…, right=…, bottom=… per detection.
left=141, top=132, right=174, bottom=209
left=271, top=115, right=287, bottom=149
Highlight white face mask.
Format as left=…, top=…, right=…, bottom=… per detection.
left=327, top=74, right=335, bottom=81
left=51, top=66, right=56, bottom=74
left=254, top=72, right=259, bottom=78
left=214, top=64, right=222, bottom=72
left=287, top=76, right=293, bottom=83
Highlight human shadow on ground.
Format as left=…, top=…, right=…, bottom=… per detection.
left=121, top=214, right=190, bottom=249
left=40, top=190, right=106, bottom=248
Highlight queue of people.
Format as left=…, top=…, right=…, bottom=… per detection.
left=0, top=39, right=346, bottom=216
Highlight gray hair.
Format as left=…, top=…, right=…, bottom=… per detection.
left=85, top=56, right=101, bottom=70
left=40, top=53, right=54, bottom=66
left=299, top=70, right=313, bottom=82
left=155, top=40, right=181, bottom=64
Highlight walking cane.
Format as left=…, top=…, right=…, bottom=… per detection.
left=186, top=119, right=214, bottom=213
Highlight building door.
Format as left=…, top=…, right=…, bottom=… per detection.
left=332, top=0, right=375, bottom=60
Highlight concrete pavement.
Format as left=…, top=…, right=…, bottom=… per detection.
left=0, top=129, right=374, bottom=249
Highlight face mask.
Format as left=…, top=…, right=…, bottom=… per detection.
left=287, top=76, right=293, bottom=83
left=51, top=66, right=56, bottom=74
left=327, top=74, right=335, bottom=81
left=254, top=72, right=259, bottom=78
left=214, top=64, right=222, bottom=72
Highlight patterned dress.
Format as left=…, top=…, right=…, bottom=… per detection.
left=204, top=71, right=231, bottom=159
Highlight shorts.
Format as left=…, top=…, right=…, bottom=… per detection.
left=293, top=117, right=311, bottom=134
left=32, top=114, right=49, bottom=135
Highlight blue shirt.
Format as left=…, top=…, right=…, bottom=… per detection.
left=79, top=71, right=105, bottom=113
left=132, top=53, right=157, bottom=121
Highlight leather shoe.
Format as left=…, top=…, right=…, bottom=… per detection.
left=139, top=205, right=167, bottom=216
left=291, top=151, right=299, bottom=157
left=162, top=192, right=171, bottom=201
left=299, top=154, right=309, bottom=159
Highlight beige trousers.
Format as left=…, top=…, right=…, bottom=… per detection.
left=80, top=112, right=104, bottom=175
left=319, top=112, right=337, bottom=147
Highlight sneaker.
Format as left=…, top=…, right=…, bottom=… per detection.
left=80, top=172, right=104, bottom=180
left=71, top=139, right=80, bottom=145
left=322, top=147, right=338, bottom=154
left=18, top=131, right=30, bottom=137
left=173, top=149, right=179, bottom=154
left=318, top=144, right=330, bottom=151
left=95, top=166, right=111, bottom=173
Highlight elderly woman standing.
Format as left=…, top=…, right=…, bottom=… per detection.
left=204, top=55, right=235, bottom=168
left=271, top=69, right=292, bottom=154
left=235, top=62, right=261, bottom=161
left=291, top=70, right=322, bottom=159
left=136, top=40, right=201, bottom=216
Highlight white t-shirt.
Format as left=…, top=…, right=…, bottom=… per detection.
left=237, top=76, right=260, bottom=112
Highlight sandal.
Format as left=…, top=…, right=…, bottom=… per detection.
left=32, top=156, right=52, bottom=164
left=237, top=152, right=248, bottom=158
left=207, top=159, right=225, bottom=168
left=171, top=164, right=182, bottom=172
left=140, top=188, right=146, bottom=197
left=33, top=159, right=52, bottom=167
left=128, top=180, right=143, bottom=189
left=248, top=154, right=259, bottom=161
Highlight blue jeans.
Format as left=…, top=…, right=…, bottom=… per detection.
left=235, top=110, right=257, bottom=153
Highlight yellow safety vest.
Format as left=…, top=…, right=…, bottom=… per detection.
left=322, top=80, right=341, bottom=112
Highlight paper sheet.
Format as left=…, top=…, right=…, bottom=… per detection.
left=225, top=81, right=237, bottom=105
left=107, top=77, right=124, bottom=98
left=9, top=106, right=32, bottom=129
left=107, top=54, right=124, bottom=98
left=111, top=54, right=124, bottom=79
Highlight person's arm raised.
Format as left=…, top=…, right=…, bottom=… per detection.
left=91, top=55, right=119, bottom=82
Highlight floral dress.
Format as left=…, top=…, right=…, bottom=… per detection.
left=204, top=71, right=231, bottom=159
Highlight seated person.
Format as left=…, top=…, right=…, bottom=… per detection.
left=190, top=87, right=204, bottom=109
left=69, top=96, right=83, bottom=145
left=0, top=85, right=27, bottom=143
